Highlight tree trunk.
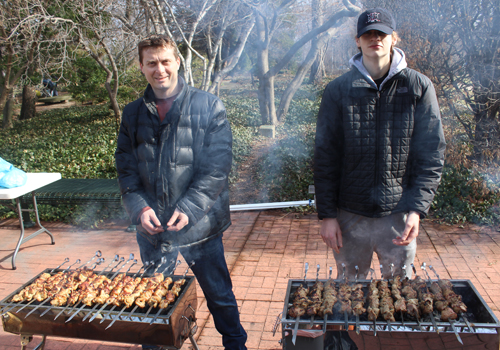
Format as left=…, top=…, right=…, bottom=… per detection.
left=278, top=31, right=333, bottom=121
left=2, top=96, right=14, bottom=129
left=19, top=85, right=37, bottom=121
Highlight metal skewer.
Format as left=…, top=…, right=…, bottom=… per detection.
left=147, top=260, right=192, bottom=326
left=309, top=264, right=320, bottom=326
left=65, top=255, right=130, bottom=323
left=410, top=264, right=425, bottom=332
left=354, top=265, right=360, bottom=335
left=292, top=262, right=308, bottom=346
left=99, top=260, right=157, bottom=324
left=83, top=254, right=137, bottom=322
left=87, top=258, right=138, bottom=323
left=322, top=266, right=333, bottom=334
left=428, top=265, right=474, bottom=334
left=53, top=254, right=120, bottom=320
left=110, top=259, right=174, bottom=323
left=1, top=257, right=70, bottom=314
left=141, top=259, right=180, bottom=321
left=400, top=265, right=406, bottom=327
left=39, top=258, right=107, bottom=318
left=21, top=258, right=84, bottom=317
left=122, top=258, right=170, bottom=322
left=380, top=265, right=391, bottom=332
left=369, top=268, right=377, bottom=336
left=342, top=263, right=349, bottom=331
left=420, top=263, right=439, bottom=334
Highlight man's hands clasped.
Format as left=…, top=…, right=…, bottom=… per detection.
left=140, top=208, right=189, bottom=235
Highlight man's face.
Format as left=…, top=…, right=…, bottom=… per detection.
left=140, top=46, right=180, bottom=98
left=356, top=30, right=397, bottom=60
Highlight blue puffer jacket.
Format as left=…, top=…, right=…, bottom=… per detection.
left=115, top=77, right=232, bottom=247
left=314, top=49, right=446, bottom=219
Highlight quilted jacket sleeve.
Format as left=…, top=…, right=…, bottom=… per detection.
left=175, top=98, right=233, bottom=227
left=407, top=75, right=446, bottom=217
left=314, top=80, right=344, bottom=219
left=115, top=101, right=152, bottom=224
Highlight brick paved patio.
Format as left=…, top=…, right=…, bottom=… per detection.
left=1, top=211, right=499, bottom=349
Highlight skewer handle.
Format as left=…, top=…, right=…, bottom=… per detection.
left=303, top=262, right=309, bottom=281
left=429, top=265, right=440, bottom=280
left=50, top=257, right=70, bottom=273
left=291, top=316, right=300, bottom=345
left=411, top=263, right=417, bottom=276
left=181, top=261, right=195, bottom=279
left=354, top=265, right=359, bottom=282
left=389, top=263, right=394, bottom=279
left=328, top=266, right=333, bottom=280
left=64, top=259, right=82, bottom=272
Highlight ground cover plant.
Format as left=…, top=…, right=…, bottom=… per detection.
left=0, top=102, right=256, bottom=227
left=1, top=82, right=500, bottom=230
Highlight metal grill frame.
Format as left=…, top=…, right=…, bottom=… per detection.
left=281, top=278, right=500, bottom=333
left=1, top=268, right=198, bottom=348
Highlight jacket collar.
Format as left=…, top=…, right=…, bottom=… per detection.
left=349, top=47, right=407, bottom=90
left=142, top=76, right=188, bottom=117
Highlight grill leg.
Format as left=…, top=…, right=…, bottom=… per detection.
left=33, top=335, right=47, bottom=350
left=188, top=332, right=200, bottom=350
left=19, top=334, right=46, bottom=350
left=20, top=334, right=32, bottom=350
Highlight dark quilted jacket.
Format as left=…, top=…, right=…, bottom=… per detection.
left=115, top=78, right=232, bottom=247
left=314, top=56, right=446, bottom=220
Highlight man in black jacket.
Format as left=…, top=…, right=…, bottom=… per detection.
left=115, top=35, right=247, bottom=350
left=314, top=8, right=446, bottom=279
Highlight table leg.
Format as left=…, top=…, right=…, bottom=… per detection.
left=12, top=198, right=26, bottom=270
left=11, top=192, right=55, bottom=270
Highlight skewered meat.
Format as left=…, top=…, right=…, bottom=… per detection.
left=158, top=278, right=186, bottom=309
left=318, top=280, right=337, bottom=317
left=306, top=281, right=324, bottom=316
left=391, top=276, right=407, bottom=313
left=336, top=283, right=352, bottom=314
left=350, top=284, right=366, bottom=316
left=367, top=280, right=380, bottom=321
left=288, top=284, right=310, bottom=318
left=437, top=279, right=467, bottom=314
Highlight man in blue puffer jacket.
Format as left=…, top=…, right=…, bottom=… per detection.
left=115, top=35, right=247, bottom=350
left=314, top=8, right=446, bottom=280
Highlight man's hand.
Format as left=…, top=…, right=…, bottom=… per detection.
left=320, top=218, right=343, bottom=253
left=166, top=209, right=189, bottom=231
left=140, top=209, right=164, bottom=235
left=393, top=211, right=420, bottom=246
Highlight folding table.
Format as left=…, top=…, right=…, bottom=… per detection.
left=0, top=173, right=61, bottom=269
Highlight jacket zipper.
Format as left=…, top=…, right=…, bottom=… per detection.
left=374, top=90, right=381, bottom=213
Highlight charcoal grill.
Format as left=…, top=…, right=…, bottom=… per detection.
left=1, top=268, right=198, bottom=349
left=280, top=278, right=500, bottom=350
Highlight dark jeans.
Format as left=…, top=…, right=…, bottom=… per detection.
left=137, top=231, right=247, bottom=350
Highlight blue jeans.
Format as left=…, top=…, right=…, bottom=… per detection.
left=137, top=231, right=247, bottom=350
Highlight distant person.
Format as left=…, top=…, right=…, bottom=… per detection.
left=313, top=8, right=446, bottom=279
left=115, top=35, right=247, bottom=350
left=42, top=78, right=58, bottom=96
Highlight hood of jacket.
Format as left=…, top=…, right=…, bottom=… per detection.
left=348, top=47, right=407, bottom=90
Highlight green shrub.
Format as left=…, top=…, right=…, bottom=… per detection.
left=431, top=164, right=500, bottom=226
left=66, top=56, right=109, bottom=103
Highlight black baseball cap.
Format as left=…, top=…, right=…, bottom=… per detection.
left=357, top=8, right=396, bottom=38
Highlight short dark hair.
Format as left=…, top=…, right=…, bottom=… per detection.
left=138, top=35, right=179, bottom=64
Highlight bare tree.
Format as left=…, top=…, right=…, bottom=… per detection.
left=366, top=0, right=500, bottom=164
left=250, top=0, right=360, bottom=125
left=0, top=0, right=76, bottom=128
